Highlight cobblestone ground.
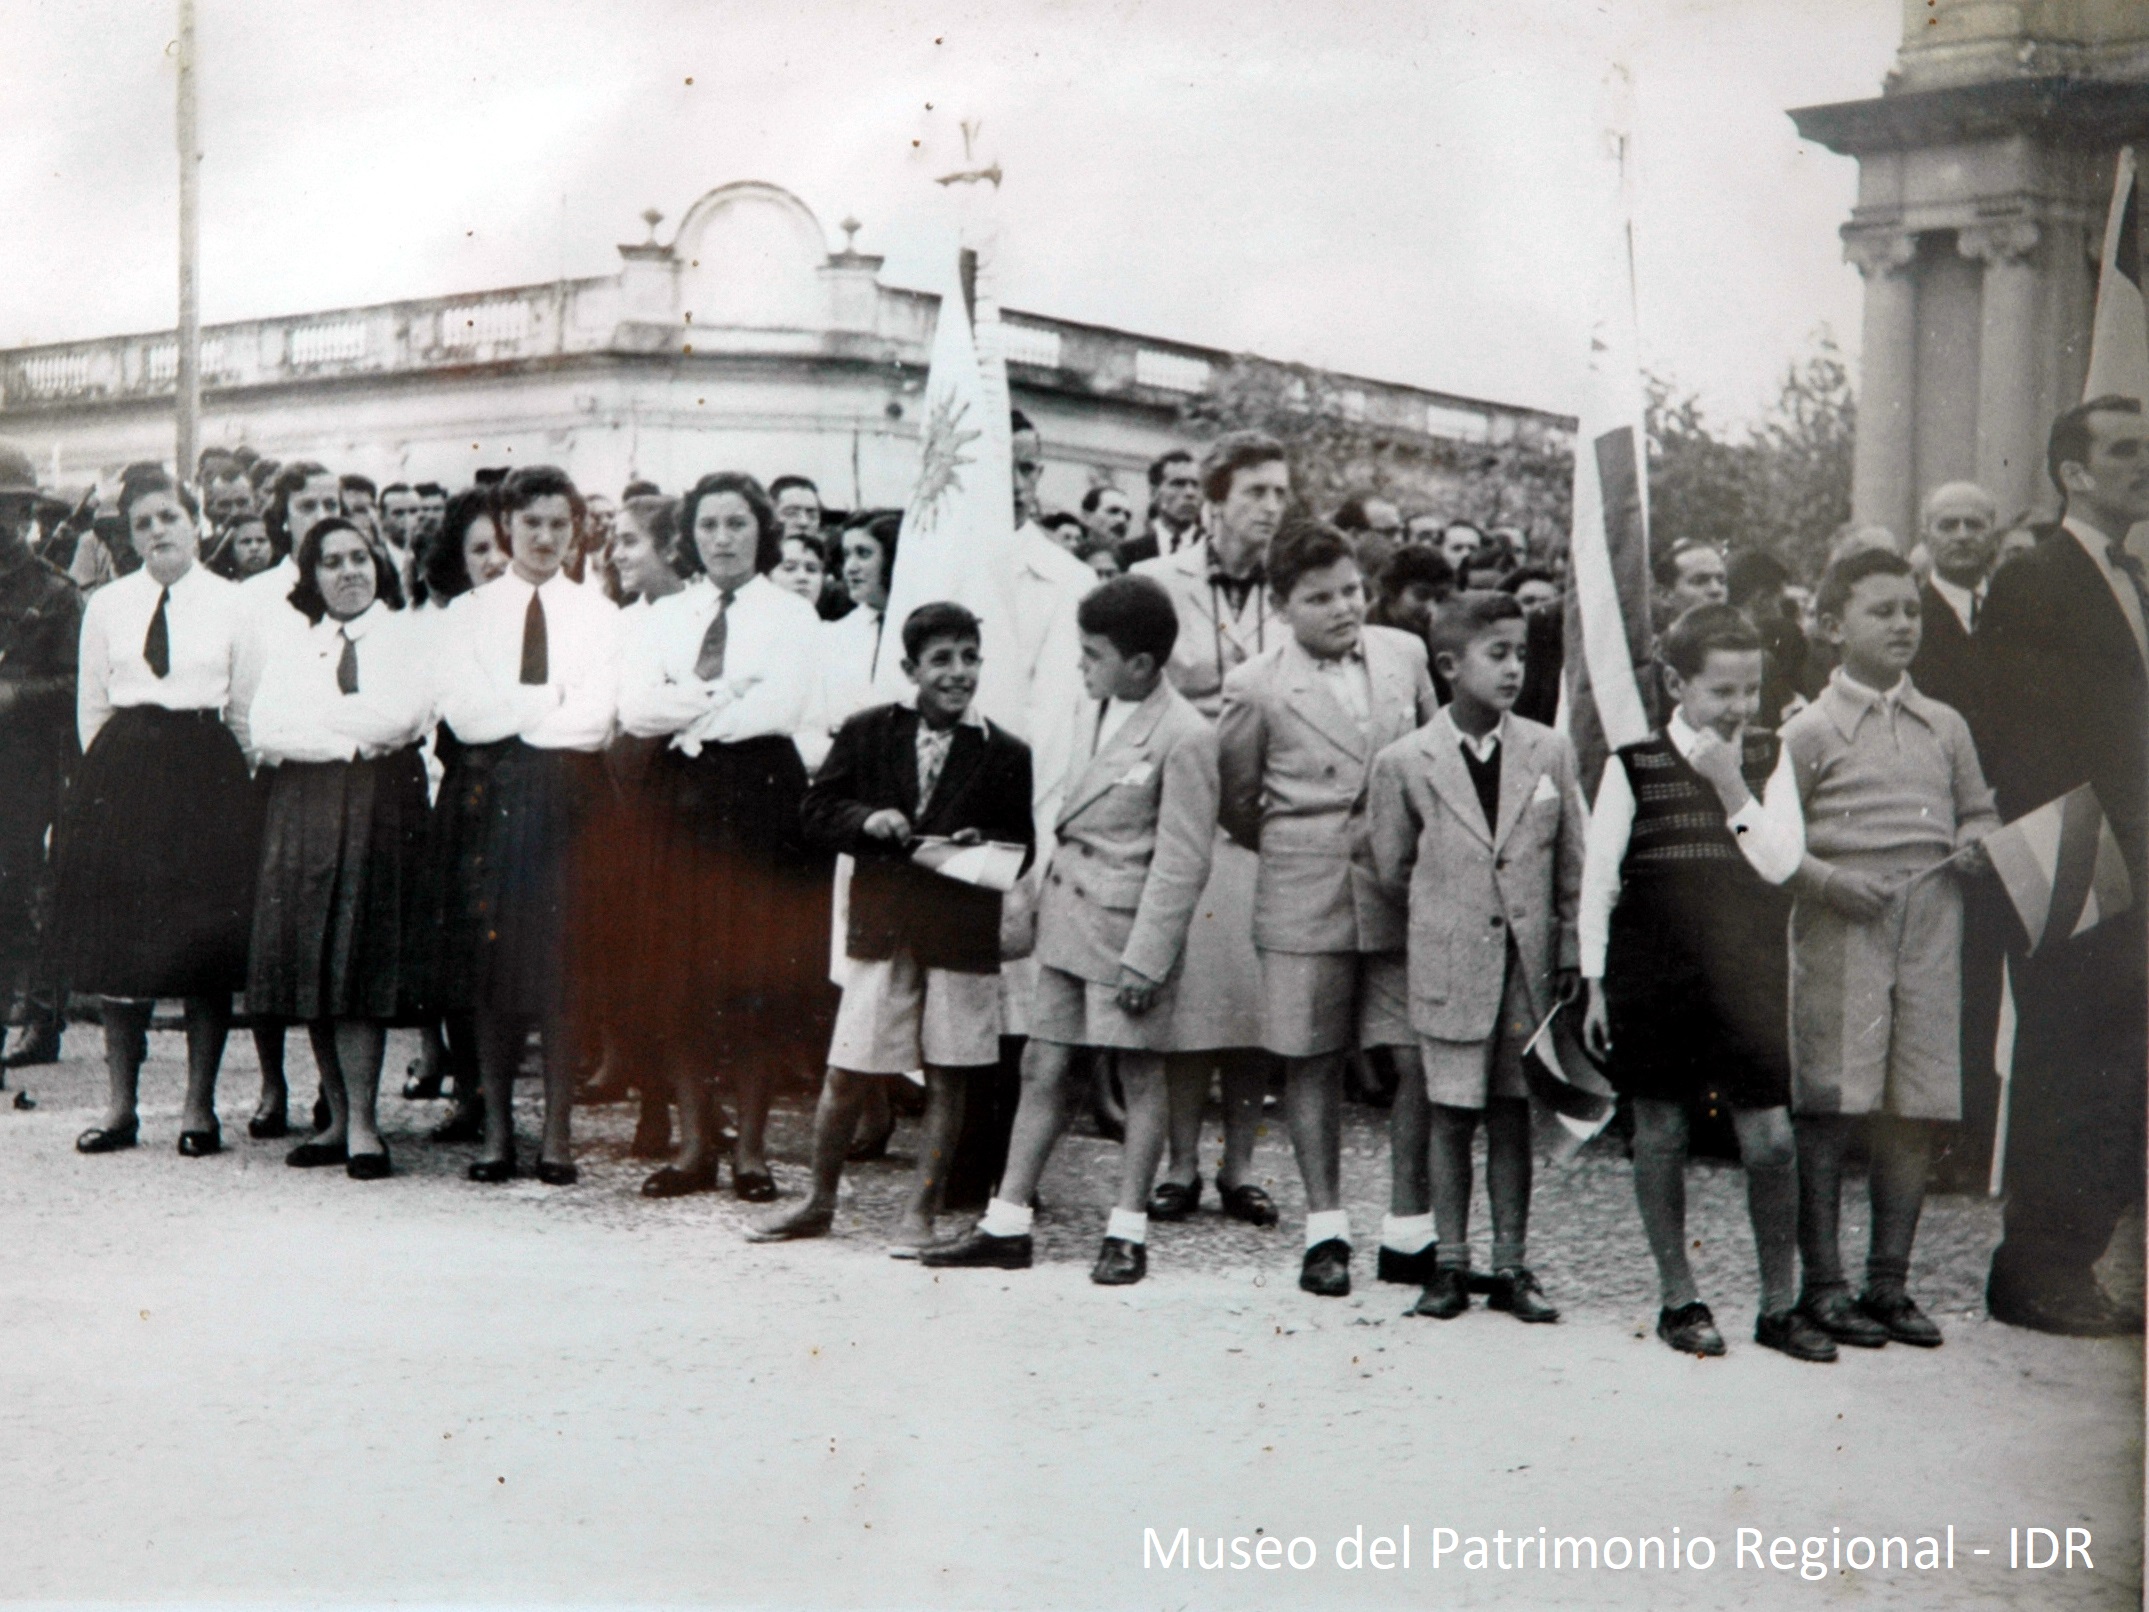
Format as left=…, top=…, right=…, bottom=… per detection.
left=0, top=1028, right=2138, bottom=1610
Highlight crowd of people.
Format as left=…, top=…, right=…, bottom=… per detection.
left=0, top=392, right=2139, bottom=1358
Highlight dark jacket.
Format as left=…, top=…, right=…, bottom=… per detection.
left=802, top=702, right=1035, bottom=974
left=1910, top=579, right=1988, bottom=749
left=0, top=550, right=82, bottom=797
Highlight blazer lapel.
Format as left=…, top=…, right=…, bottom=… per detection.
left=1490, top=722, right=1535, bottom=854
left=1058, top=687, right=1171, bottom=829
left=2052, top=526, right=2148, bottom=677
left=1426, top=720, right=1493, bottom=848
left=1282, top=653, right=1369, bottom=767
left=889, top=706, right=922, bottom=818
left=1364, top=631, right=1419, bottom=747
left=917, top=721, right=989, bottom=833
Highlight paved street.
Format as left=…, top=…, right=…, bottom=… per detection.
left=0, top=1029, right=2138, bottom=1609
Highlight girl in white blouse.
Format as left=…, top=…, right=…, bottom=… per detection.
left=620, top=472, right=821, bottom=1201
left=56, top=470, right=260, bottom=1159
left=434, top=466, right=620, bottom=1185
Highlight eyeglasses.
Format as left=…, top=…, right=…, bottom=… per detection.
left=1931, top=516, right=1991, bottom=534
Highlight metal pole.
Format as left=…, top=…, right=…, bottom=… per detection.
left=175, top=0, right=201, bottom=480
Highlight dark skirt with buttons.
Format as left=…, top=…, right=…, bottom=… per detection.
left=245, top=746, right=434, bottom=1023
left=53, top=706, right=262, bottom=998
left=432, top=736, right=603, bottom=1019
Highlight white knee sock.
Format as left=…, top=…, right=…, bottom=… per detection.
left=1305, top=1208, right=1351, bottom=1249
left=981, top=1197, right=1034, bottom=1238
left=1105, top=1207, right=1148, bottom=1245
left=1380, top=1212, right=1435, bottom=1254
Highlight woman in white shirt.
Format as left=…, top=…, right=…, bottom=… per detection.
left=54, top=469, right=261, bottom=1159
left=246, top=519, right=433, bottom=1179
left=434, top=466, right=620, bottom=1186
left=621, top=472, right=820, bottom=1200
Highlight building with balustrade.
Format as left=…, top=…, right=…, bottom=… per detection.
left=0, top=181, right=1569, bottom=515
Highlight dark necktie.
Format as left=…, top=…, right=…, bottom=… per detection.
left=1966, top=589, right=1979, bottom=631
left=336, top=628, right=360, bottom=695
left=694, top=587, right=737, bottom=681
left=519, top=589, right=548, bottom=685
left=143, top=586, right=171, bottom=679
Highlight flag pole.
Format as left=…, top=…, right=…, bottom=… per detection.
left=175, top=0, right=202, bottom=481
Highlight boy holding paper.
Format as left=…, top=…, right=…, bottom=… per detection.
left=752, top=602, right=1033, bottom=1249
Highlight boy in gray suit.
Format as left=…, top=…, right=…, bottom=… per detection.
left=924, top=577, right=1219, bottom=1284
left=1218, top=519, right=1439, bottom=1297
left=1369, top=592, right=1586, bottom=1323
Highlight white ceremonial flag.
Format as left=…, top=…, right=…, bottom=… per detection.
left=2085, top=147, right=2149, bottom=405
left=1557, top=63, right=1655, bottom=799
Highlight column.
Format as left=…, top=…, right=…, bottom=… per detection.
left=1847, top=229, right=1920, bottom=545
left=1961, top=219, right=2045, bottom=520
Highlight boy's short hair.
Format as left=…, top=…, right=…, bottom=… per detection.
left=1267, top=516, right=1359, bottom=601
left=1498, top=563, right=1557, bottom=596
left=1723, top=547, right=1790, bottom=608
left=901, top=600, right=983, bottom=662
left=1660, top=602, right=1763, bottom=678
left=1378, top=543, right=1454, bottom=598
left=1427, top=589, right=1524, bottom=665
left=1815, top=544, right=1914, bottom=621
left=1076, top=574, right=1179, bottom=665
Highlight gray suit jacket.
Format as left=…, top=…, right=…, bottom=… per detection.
left=1368, top=710, right=1586, bottom=1041
left=1216, top=625, right=1437, bottom=955
left=1034, top=681, right=1218, bottom=986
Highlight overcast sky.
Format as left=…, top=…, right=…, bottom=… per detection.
left=0, top=0, right=1900, bottom=428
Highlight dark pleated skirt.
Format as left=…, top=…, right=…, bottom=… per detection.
left=246, top=746, right=434, bottom=1023
left=433, top=737, right=601, bottom=1018
left=643, top=735, right=820, bottom=1040
left=565, top=734, right=670, bottom=1043
left=53, top=706, right=261, bottom=998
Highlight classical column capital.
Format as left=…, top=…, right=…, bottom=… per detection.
left=1958, top=219, right=2043, bottom=264
left=1844, top=229, right=1917, bottom=279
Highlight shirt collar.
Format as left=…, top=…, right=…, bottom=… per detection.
left=1665, top=708, right=1706, bottom=758
left=2062, top=514, right=2128, bottom=569
left=322, top=600, right=385, bottom=642
left=1820, top=665, right=1929, bottom=739
left=1284, top=632, right=1365, bottom=672
left=903, top=694, right=987, bottom=731
left=1440, top=705, right=1505, bottom=761
left=1927, top=571, right=1983, bottom=625
left=1204, top=540, right=1264, bottom=591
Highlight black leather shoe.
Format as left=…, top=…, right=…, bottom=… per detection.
left=1377, top=1244, right=1439, bottom=1285
left=1146, top=1174, right=1202, bottom=1221
left=1987, top=1270, right=2133, bottom=1337
left=732, top=1164, right=778, bottom=1203
left=247, top=1107, right=289, bottom=1140
left=1801, top=1288, right=1888, bottom=1348
left=2, top=1027, right=63, bottom=1067
left=177, top=1125, right=222, bottom=1158
left=1859, top=1286, right=1942, bottom=1347
left=1755, top=1307, right=1839, bottom=1362
left=345, top=1149, right=392, bottom=1181
left=918, top=1228, right=1033, bottom=1269
left=1298, top=1238, right=1351, bottom=1297
left=1091, top=1236, right=1147, bottom=1286
left=1486, top=1265, right=1560, bottom=1323
left=1410, top=1266, right=1470, bottom=1319
left=535, top=1159, right=579, bottom=1187
left=467, top=1155, right=518, bottom=1184
left=430, top=1105, right=485, bottom=1145
left=1657, top=1300, right=1726, bottom=1356
left=640, top=1159, right=720, bottom=1198
left=75, top=1120, right=139, bottom=1154
left=286, top=1140, right=349, bottom=1168
left=1219, top=1182, right=1280, bottom=1228
left=311, top=1094, right=332, bottom=1133
left=401, top=1062, right=445, bottom=1101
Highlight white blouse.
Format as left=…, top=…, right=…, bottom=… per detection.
left=76, top=562, right=246, bottom=750
left=435, top=571, right=620, bottom=751
left=229, top=556, right=308, bottom=764
left=248, top=603, right=435, bottom=766
left=798, top=604, right=885, bottom=772
left=619, top=573, right=818, bottom=755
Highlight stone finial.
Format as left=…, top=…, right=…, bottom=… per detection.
left=840, top=216, right=862, bottom=253
left=641, top=208, right=664, bottom=243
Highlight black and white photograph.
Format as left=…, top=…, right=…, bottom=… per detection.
left=0, top=1, right=2143, bottom=1606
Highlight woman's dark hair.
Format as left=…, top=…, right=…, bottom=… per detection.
left=264, top=460, right=333, bottom=559
left=1199, top=431, right=1288, bottom=505
left=1077, top=575, right=1179, bottom=666
left=1661, top=602, right=1763, bottom=678
left=1815, top=544, right=1914, bottom=621
left=116, top=468, right=201, bottom=533
left=1266, top=515, right=1358, bottom=601
left=419, top=486, right=496, bottom=604
left=620, top=494, right=685, bottom=569
left=287, top=516, right=406, bottom=625
left=677, top=471, right=782, bottom=577
left=838, top=512, right=902, bottom=607
left=491, top=464, right=585, bottom=537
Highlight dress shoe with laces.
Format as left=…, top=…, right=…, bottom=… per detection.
left=1859, top=1285, right=1942, bottom=1347
left=1298, top=1238, right=1351, bottom=1297
left=177, top=1125, right=222, bottom=1158
left=918, top=1228, right=1034, bottom=1269
left=1800, top=1288, right=1889, bottom=1348
left=345, top=1149, right=392, bottom=1181
left=1986, top=1270, right=2134, bottom=1337
left=1091, top=1236, right=1147, bottom=1286
left=1410, top=1266, right=1470, bottom=1319
left=1755, top=1307, right=1839, bottom=1362
left=467, top=1154, right=518, bottom=1184
left=1657, top=1300, right=1726, bottom=1356
left=1376, top=1244, right=1439, bottom=1285
left=1219, top=1181, right=1279, bottom=1228
left=75, top=1120, right=139, bottom=1154
left=1146, top=1174, right=1202, bottom=1221
left=286, top=1139, right=349, bottom=1168
left=1486, top=1265, right=1560, bottom=1323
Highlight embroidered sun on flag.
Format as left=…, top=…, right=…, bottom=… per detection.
left=1981, top=783, right=2135, bottom=955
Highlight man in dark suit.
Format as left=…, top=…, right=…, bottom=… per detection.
left=1979, top=397, right=2149, bottom=1335
left=1910, top=481, right=2006, bottom=1193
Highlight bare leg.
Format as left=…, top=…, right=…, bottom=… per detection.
left=730, top=1052, right=774, bottom=1185
left=666, top=1051, right=719, bottom=1175
left=897, top=1064, right=969, bottom=1243
left=538, top=1009, right=576, bottom=1168
left=251, top=1021, right=288, bottom=1125
left=1732, top=1105, right=1800, bottom=1316
left=97, top=997, right=152, bottom=1128
left=1388, top=1045, right=1431, bottom=1216
left=1629, top=1097, right=1697, bottom=1308
left=752, top=1067, right=870, bottom=1238
left=1115, top=1052, right=1171, bottom=1214
left=995, top=1039, right=1079, bottom=1210
left=1216, top=1051, right=1266, bottom=1192
left=305, top=1021, right=348, bottom=1147
left=473, top=1008, right=523, bottom=1166
left=179, top=995, right=231, bottom=1134
left=334, top=1020, right=387, bottom=1156
left=1159, top=1053, right=1209, bottom=1189
left=1282, top=1052, right=1344, bottom=1213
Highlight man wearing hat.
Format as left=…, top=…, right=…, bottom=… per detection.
left=0, top=442, right=82, bottom=1070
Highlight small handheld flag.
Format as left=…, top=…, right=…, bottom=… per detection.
left=1981, top=784, right=2134, bottom=954
left=1521, top=1000, right=1617, bottom=1164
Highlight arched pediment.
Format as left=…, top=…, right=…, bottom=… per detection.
left=670, top=182, right=828, bottom=330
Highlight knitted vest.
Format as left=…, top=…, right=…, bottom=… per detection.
left=1615, top=730, right=1779, bottom=872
